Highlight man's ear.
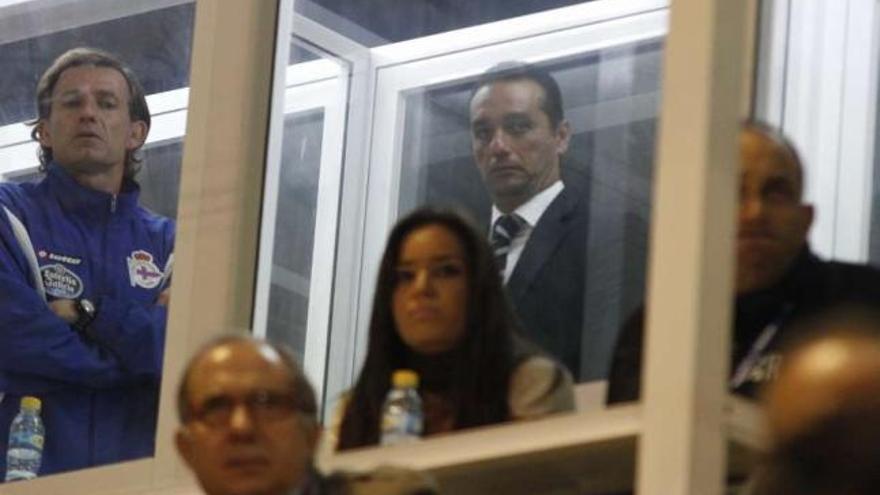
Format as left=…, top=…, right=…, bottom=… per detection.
left=36, top=121, right=52, bottom=149
left=799, top=204, right=815, bottom=237
left=175, top=427, right=195, bottom=467
left=126, top=120, right=148, bottom=151
left=555, top=119, right=571, bottom=155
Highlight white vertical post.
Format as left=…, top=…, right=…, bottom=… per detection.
left=153, top=0, right=280, bottom=485
left=638, top=0, right=750, bottom=494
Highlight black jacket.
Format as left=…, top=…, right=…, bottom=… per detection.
left=505, top=184, right=590, bottom=378
left=606, top=248, right=880, bottom=404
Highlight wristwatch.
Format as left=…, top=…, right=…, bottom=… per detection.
left=72, top=298, right=97, bottom=333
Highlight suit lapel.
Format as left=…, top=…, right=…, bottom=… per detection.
left=506, top=187, right=579, bottom=303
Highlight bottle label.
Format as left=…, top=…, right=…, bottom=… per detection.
left=5, top=468, right=37, bottom=482
left=385, top=413, right=423, bottom=434
left=382, top=414, right=403, bottom=433
left=10, top=431, right=44, bottom=450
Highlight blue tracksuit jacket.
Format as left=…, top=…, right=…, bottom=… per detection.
left=0, top=163, right=174, bottom=477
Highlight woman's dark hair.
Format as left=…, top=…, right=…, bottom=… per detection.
left=337, top=207, right=524, bottom=450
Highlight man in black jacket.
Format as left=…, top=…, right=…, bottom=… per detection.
left=607, top=121, right=880, bottom=403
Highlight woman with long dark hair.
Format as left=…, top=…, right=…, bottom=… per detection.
left=334, top=207, right=573, bottom=451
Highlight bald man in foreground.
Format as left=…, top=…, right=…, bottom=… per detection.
left=175, top=336, right=438, bottom=495
left=750, top=313, right=880, bottom=495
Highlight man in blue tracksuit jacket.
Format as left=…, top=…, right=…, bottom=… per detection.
left=0, top=48, right=173, bottom=477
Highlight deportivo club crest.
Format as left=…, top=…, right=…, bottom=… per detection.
left=127, top=250, right=164, bottom=289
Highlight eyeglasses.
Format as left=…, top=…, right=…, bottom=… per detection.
left=190, top=390, right=300, bottom=428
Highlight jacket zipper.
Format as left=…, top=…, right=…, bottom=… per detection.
left=92, top=195, right=113, bottom=464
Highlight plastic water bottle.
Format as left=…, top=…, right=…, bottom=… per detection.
left=380, top=369, right=423, bottom=446
left=5, top=396, right=44, bottom=482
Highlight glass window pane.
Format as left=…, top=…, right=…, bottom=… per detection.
left=870, top=60, right=880, bottom=262
left=743, top=4, right=880, bottom=492
left=270, top=2, right=667, bottom=470
left=0, top=0, right=193, bottom=480
left=738, top=0, right=880, bottom=404
left=398, top=44, right=660, bottom=381
left=756, top=1, right=880, bottom=267
left=253, top=36, right=350, bottom=409
left=138, top=140, right=183, bottom=220
left=0, top=3, right=194, bottom=126
left=266, top=110, right=326, bottom=358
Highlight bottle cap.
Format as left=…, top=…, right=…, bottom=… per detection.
left=21, top=396, right=41, bottom=411
left=391, top=369, right=419, bottom=389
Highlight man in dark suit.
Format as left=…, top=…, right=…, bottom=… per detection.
left=468, top=62, right=590, bottom=377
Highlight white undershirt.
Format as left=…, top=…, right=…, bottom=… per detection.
left=491, top=180, right=564, bottom=283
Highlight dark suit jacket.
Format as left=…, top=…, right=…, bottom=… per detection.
left=504, top=185, right=590, bottom=377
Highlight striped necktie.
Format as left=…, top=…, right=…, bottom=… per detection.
left=491, top=214, right=526, bottom=275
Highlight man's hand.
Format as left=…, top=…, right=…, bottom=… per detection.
left=157, top=288, right=171, bottom=307
left=49, top=299, right=78, bottom=324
